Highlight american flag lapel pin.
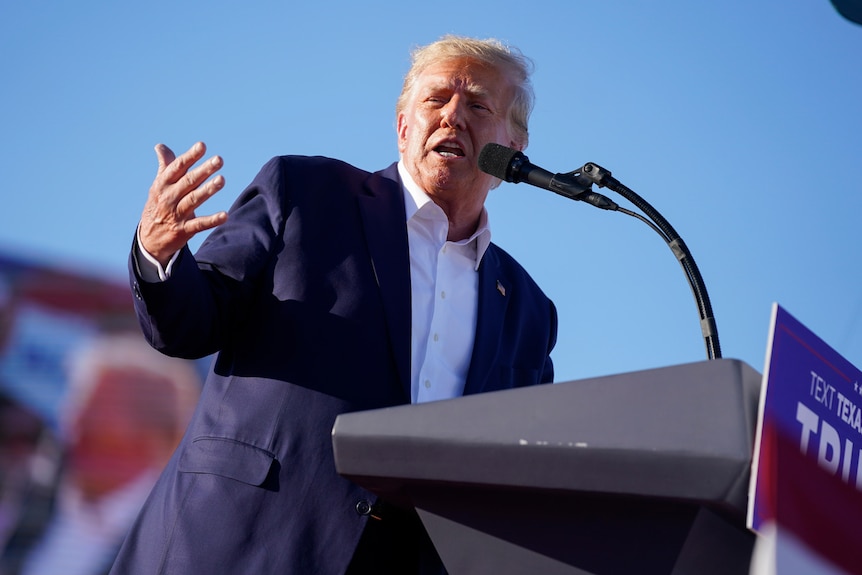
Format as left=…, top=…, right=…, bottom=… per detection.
left=496, top=280, right=506, bottom=297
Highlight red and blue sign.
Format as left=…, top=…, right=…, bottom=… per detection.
left=749, top=304, right=862, bottom=574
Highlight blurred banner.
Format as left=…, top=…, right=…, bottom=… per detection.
left=0, top=252, right=136, bottom=430
left=748, top=304, right=862, bottom=575
left=0, top=250, right=202, bottom=575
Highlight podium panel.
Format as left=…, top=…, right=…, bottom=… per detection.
left=332, top=359, right=762, bottom=575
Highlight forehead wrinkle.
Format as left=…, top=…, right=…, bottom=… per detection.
left=417, top=75, right=497, bottom=109
left=420, top=62, right=494, bottom=91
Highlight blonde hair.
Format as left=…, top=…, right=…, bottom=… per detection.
left=396, top=35, right=535, bottom=149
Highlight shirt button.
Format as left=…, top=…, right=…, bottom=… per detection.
left=440, top=291, right=446, bottom=299
left=433, top=333, right=439, bottom=342
left=424, top=379, right=432, bottom=389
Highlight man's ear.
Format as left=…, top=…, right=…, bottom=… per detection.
left=510, top=133, right=527, bottom=152
left=396, top=113, right=408, bottom=153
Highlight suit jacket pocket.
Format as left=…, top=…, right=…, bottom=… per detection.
left=178, top=436, right=277, bottom=487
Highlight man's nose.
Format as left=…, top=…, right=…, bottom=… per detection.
left=440, top=98, right=466, bottom=130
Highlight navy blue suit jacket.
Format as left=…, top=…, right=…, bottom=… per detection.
left=113, top=156, right=557, bottom=575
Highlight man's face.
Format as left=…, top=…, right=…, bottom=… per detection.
left=397, top=56, right=520, bottom=214
left=67, top=368, right=167, bottom=501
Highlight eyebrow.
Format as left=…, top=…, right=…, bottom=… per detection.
left=422, top=78, right=493, bottom=101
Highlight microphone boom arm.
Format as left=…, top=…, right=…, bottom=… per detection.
left=475, top=142, right=721, bottom=360
left=577, top=162, right=722, bottom=360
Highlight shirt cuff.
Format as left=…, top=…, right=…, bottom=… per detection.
left=135, top=225, right=179, bottom=282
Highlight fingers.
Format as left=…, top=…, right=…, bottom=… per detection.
left=175, top=172, right=226, bottom=218
left=151, top=142, right=223, bottom=208
left=184, top=154, right=224, bottom=195
left=158, top=142, right=219, bottom=190
left=140, top=141, right=228, bottom=264
left=184, top=211, right=229, bottom=236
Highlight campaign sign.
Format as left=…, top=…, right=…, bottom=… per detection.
left=748, top=304, right=862, bottom=574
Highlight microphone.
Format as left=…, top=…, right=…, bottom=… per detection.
left=478, top=143, right=618, bottom=210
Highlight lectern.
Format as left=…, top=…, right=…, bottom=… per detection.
left=332, top=359, right=761, bottom=575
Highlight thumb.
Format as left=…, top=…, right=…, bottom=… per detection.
left=154, top=143, right=176, bottom=172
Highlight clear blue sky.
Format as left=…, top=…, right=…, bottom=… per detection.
left=1, top=0, right=860, bottom=384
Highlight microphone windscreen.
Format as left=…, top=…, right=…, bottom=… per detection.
left=478, top=143, right=520, bottom=182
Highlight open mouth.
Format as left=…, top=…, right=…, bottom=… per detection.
left=434, top=144, right=465, bottom=158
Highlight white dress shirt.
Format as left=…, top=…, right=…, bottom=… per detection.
left=398, top=162, right=491, bottom=403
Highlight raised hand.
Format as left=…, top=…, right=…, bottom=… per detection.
left=139, top=141, right=228, bottom=267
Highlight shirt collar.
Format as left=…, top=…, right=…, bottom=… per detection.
left=397, top=161, right=492, bottom=270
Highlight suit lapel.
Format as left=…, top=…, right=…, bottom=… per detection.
left=464, top=246, right=509, bottom=396
left=357, top=165, right=412, bottom=401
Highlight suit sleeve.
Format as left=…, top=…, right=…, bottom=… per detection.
left=129, top=157, right=289, bottom=359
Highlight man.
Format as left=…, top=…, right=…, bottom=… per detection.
left=113, top=35, right=557, bottom=574
left=6, top=334, right=199, bottom=575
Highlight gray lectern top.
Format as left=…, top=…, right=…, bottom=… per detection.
left=333, top=358, right=761, bottom=516
left=332, top=359, right=762, bottom=575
